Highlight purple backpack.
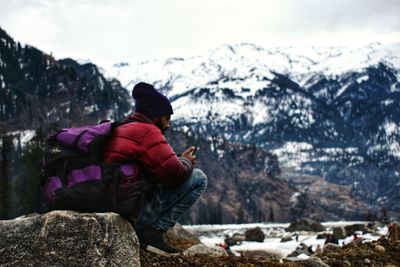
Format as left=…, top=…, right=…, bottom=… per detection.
left=40, top=121, right=145, bottom=218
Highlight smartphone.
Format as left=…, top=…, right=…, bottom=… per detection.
left=191, top=146, right=197, bottom=155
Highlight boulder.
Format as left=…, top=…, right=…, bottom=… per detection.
left=324, top=233, right=339, bottom=245
left=388, top=222, right=400, bottom=243
left=183, top=244, right=228, bottom=256
left=374, top=245, right=386, bottom=253
left=164, top=223, right=201, bottom=251
left=287, top=218, right=325, bottom=232
left=344, top=223, right=369, bottom=235
left=332, top=226, right=347, bottom=239
left=244, top=227, right=265, bottom=242
left=266, top=228, right=285, bottom=238
left=287, top=243, right=310, bottom=257
left=280, top=232, right=293, bottom=242
left=0, top=211, right=140, bottom=266
left=231, top=233, right=246, bottom=243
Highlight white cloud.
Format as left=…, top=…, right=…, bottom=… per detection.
left=0, top=0, right=399, bottom=66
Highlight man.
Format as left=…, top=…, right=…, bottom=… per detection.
left=103, top=82, right=207, bottom=254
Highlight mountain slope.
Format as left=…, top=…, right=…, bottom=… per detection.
left=0, top=27, right=130, bottom=131
left=105, top=42, right=400, bottom=212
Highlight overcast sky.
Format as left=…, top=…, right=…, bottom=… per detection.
left=1, top=0, right=399, bottom=67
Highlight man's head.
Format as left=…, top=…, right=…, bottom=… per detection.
left=132, top=82, right=173, bottom=133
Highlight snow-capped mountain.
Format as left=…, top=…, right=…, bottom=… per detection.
left=105, top=42, right=400, bottom=211
left=105, top=42, right=400, bottom=92
left=105, top=43, right=400, bottom=137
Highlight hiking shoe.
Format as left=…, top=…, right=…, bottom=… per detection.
left=137, top=226, right=178, bottom=255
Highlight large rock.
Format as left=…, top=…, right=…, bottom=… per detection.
left=287, top=242, right=310, bottom=257
left=230, top=233, right=246, bottom=243
left=287, top=218, right=325, bottom=232
left=388, top=222, right=400, bottom=243
left=344, top=223, right=369, bottom=235
left=183, top=244, right=228, bottom=256
left=0, top=211, right=140, bottom=266
left=332, top=226, right=347, bottom=239
left=164, top=223, right=201, bottom=251
left=244, top=227, right=265, bottom=242
left=324, top=233, right=339, bottom=245
left=280, top=232, right=294, bottom=242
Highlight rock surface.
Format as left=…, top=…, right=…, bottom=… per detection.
left=0, top=211, right=140, bottom=266
left=388, top=222, right=400, bottom=243
left=332, top=226, right=346, bottom=239
left=164, top=223, right=201, bottom=251
left=344, top=223, right=369, bottom=235
left=183, top=244, right=228, bottom=256
left=244, top=227, right=265, bottom=242
left=286, top=218, right=325, bottom=232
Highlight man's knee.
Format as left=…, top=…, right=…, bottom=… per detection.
left=191, top=168, right=208, bottom=191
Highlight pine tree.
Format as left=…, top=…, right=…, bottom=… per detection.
left=237, top=207, right=245, bottom=224
left=208, top=201, right=223, bottom=224
left=20, top=127, right=45, bottom=214
left=292, top=192, right=310, bottom=219
left=269, top=206, right=275, bottom=222
left=0, top=134, right=14, bottom=219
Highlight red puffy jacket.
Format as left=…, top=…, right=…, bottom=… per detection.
left=103, top=113, right=193, bottom=186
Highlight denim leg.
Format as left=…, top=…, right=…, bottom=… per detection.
left=135, top=168, right=207, bottom=231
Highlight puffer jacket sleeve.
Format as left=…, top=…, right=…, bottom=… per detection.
left=139, top=127, right=193, bottom=186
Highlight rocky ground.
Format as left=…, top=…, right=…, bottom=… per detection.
left=319, top=239, right=400, bottom=267
left=140, top=250, right=301, bottom=267
left=140, top=222, right=400, bottom=267
left=140, top=238, right=400, bottom=266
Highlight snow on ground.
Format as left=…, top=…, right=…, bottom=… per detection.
left=185, top=222, right=290, bottom=232
left=184, top=221, right=387, bottom=259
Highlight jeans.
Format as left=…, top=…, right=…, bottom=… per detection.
left=135, top=168, right=207, bottom=231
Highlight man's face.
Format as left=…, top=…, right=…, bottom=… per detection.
left=155, top=115, right=171, bottom=134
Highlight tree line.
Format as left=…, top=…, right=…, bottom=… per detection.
left=0, top=128, right=46, bottom=219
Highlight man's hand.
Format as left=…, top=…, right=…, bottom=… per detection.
left=181, top=146, right=197, bottom=165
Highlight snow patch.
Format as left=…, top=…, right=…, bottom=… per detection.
left=6, top=130, right=36, bottom=148
left=382, top=99, right=394, bottom=106
left=356, top=75, right=369, bottom=83
left=290, top=192, right=300, bottom=203
left=383, top=122, right=400, bottom=158
left=75, top=58, right=92, bottom=65
left=0, top=74, right=5, bottom=88
left=84, top=104, right=98, bottom=114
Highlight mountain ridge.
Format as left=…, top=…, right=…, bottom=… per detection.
left=104, top=42, right=400, bottom=93
left=104, top=42, right=400, bottom=213
left=0, top=27, right=131, bottom=131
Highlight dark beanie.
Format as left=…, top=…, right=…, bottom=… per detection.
left=132, top=82, right=173, bottom=118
